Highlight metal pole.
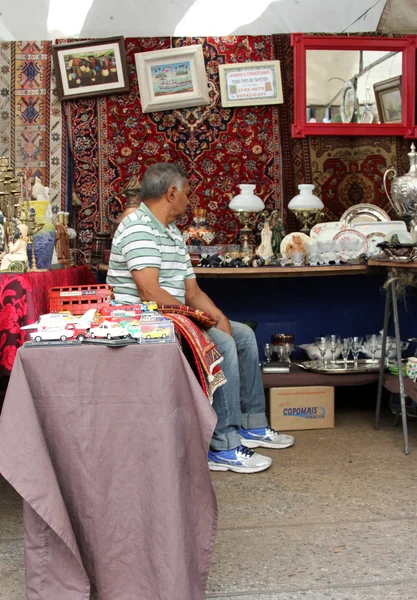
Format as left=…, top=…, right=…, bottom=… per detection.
left=375, top=283, right=391, bottom=428
left=391, top=281, right=409, bottom=455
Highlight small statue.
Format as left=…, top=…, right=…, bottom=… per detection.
left=55, top=224, right=71, bottom=265
left=286, top=234, right=307, bottom=256
left=256, top=221, right=274, bottom=262
left=32, top=176, right=48, bottom=200
left=268, top=211, right=286, bottom=256
left=0, top=224, right=28, bottom=271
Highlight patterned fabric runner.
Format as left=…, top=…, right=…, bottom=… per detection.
left=164, top=312, right=226, bottom=402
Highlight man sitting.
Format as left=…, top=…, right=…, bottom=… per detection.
left=107, top=163, right=294, bottom=473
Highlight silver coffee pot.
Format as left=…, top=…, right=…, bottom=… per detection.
left=384, top=143, right=417, bottom=231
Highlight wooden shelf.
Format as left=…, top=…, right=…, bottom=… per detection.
left=99, top=263, right=385, bottom=278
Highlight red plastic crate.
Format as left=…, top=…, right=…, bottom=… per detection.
left=48, top=284, right=113, bottom=315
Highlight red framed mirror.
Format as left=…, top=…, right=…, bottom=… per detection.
left=291, top=34, right=416, bottom=138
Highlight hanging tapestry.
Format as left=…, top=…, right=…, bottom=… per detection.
left=0, top=40, right=65, bottom=214
left=65, top=36, right=284, bottom=259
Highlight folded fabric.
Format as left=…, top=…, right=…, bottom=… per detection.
left=163, top=312, right=226, bottom=401
left=158, top=304, right=217, bottom=329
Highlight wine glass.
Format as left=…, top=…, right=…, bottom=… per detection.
left=328, top=334, right=340, bottom=364
left=315, top=336, right=329, bottom=367
left=341, top=337, right=351, bottom=368
left=382, top=336, right=394, bottom=367
left=263, top=343, right=273, bottom=363
left=366, top=334, right=380, bottom=363
left=351, top=336, right=363, bottom=369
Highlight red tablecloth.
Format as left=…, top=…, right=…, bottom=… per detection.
left=0, top=266, right=96, bottom=376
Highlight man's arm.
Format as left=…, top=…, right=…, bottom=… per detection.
left=185, top=278, right=232, bottom=335
left=131, top=268, right=182, bottom=306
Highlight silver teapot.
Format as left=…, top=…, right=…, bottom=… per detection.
left=384, top=143, right=417, bottom=220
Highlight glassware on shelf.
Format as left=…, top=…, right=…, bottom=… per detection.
left=315, top=336, right=329, bottom=367
left=382, top=335, right=394, bottom=367
left=263, top=343, right=273, bottom=363
left=366, top=334, right=380, bottom=363
left=328, top=334, right=341, bottom=364
left=182, top=208, right=216, bottom=246
left=351, top=336, right=363, bottom=368
left=341, top=337, right=351, bottom=368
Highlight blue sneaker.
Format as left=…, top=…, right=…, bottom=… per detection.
left=239, top=426, right=294, bottom=449
left=208, top=445, right=272, bottom=473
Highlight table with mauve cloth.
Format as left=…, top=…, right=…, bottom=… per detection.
left=0, top=342, right=218, bottom=600
left=0, top=266, right=96, bottom=376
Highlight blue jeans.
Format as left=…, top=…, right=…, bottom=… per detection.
left=207, top=321, right=268, bottom=450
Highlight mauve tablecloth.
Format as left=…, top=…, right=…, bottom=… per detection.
left=0, top=342, right=218, bottom=600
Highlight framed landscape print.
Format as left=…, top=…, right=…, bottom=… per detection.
left=219, top=60, right=283, bottom=108
left=52, top=37, right=130, bottom=101
left=135, top=45, right=210, bottom=113
left=373, top=75, right=402, bottom=124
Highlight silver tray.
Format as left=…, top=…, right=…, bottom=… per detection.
left=298, top=359, right=382, bottom=374
left=340, top=204, right=391, bottom=225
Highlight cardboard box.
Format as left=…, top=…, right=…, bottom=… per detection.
left=269, top=386, right=334, bottom=431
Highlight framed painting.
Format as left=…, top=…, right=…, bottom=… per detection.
left=373, top=75, right=402, bottom=124
left=52, top=37, right=130, bottom=101
left=134, top=45, right=210, bottom=113
left=218, top=60, right=283, bottom=108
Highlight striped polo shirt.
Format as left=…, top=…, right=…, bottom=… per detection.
left=107, top=202, right=195, bottom=305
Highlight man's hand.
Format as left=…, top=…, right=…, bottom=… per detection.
left=216, top=314, right=232, bottom=336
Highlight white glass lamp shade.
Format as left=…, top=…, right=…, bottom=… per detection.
left=288, top=184, right=324, bottom=210
left=229, top=184, right=265, bottom=212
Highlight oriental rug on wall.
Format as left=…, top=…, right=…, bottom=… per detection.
left=0, top=41, right=65, bottom=215
left=64, top=36, right=284, bottom=259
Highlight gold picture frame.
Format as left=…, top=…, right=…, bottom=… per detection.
left=219, top=60, right=283, bottom=108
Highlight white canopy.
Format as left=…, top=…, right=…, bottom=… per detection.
left=0, top=0, right=395, bottom=40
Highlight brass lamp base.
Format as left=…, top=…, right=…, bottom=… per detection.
left=235, top=210, right=257, bottom=258
left=291, top=209, right=322, bottom=234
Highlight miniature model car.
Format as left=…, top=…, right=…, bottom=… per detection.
left=141, top=327, right=171, bottom=341
left=30, top=327, right=75, bottom=342
left=89, top=321, right=127, bottom=339
left=123, top=320, right=142, bottom=339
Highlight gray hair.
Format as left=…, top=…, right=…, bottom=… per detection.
left=140, top=163, right=188, bottom=201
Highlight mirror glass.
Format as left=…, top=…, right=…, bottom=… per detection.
left=306, top=50, right=402, bottom=125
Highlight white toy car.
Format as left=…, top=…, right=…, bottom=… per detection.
left=89, top=321, right=127, bottom=339
left=30, top=327, right=75, bottom=342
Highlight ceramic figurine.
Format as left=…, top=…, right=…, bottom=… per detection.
left=268, top=211, right=286, bottom=256
left=0, top=224, right=28, bottom=271
left=256, top=222, right=274, bottom=262
left=286, top=234, right=308, bottom=255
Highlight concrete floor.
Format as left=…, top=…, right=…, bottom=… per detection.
left=1, top=392, right=417, bottom=599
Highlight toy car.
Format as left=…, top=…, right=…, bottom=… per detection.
left=141, top=327, right=171, bottom=341
left=89, top=321, right=127, bottom=339
left=30, top=326, right=75, bottom=342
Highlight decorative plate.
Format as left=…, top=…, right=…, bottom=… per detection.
left=280, top=232, right=311, bottom=258
left=333, top=229, right=368, bottom=259
left=340, top=81, right=356, bottom=123
left=340, top=204, right=391, bottom=225
left=310, top=222, right=347, bottom=241
left=351, top=220, right=406, bottom=237
left=366, top=232, right=386, bottom=256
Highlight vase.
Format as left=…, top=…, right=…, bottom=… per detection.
left=32, top=224, right=56, bottom=270
left=182, top=208, right=215, bottom=246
